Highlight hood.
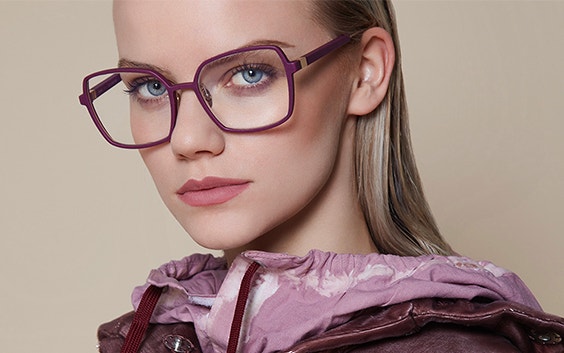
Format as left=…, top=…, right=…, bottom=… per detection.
left=131, top=250, right=541, bottom=353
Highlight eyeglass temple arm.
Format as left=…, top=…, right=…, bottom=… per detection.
left=79, top=73, right=122, bottom=105
left=297, top=35, right=351, bottom=69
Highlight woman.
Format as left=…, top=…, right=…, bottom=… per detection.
left=79, top=0, right=564, bottom=352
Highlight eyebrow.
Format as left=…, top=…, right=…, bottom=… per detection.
left=117, top=59, right=173, bottom=76
left=239, top=39, right=295, bottom=50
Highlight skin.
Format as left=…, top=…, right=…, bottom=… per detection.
left=113, top=0, right=394, bottom=263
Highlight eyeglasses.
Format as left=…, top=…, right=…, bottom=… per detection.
left=79, top=35, right=350, bottom=149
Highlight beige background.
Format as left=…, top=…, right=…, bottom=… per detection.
left=1, top=1, right=562, bottom=351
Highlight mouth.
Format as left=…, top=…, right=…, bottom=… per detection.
left=177, top=176, right=251, bottom=207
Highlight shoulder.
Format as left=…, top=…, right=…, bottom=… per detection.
left=286, top=298, right=564, bottom=353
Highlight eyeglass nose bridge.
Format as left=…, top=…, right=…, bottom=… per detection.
left=169, top=81, right=218, bottom=131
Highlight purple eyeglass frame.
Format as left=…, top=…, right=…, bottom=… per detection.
left=79, top=35, right=351, bottom=149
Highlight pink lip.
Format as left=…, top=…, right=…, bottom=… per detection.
left=177, top=177, right=250, bottom=207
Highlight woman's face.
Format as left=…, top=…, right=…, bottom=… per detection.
left=113, top=0, right=359, bottom=254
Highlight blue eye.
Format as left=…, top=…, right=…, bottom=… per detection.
left=124, top=76, right=169, bottom=108
left=125, top=77, right=167, bottom=100
left=241, top=68, right=264, bottom=84
left=230, top=64, right=271, bottom=87
left=146, top=80, right=166, bottom=96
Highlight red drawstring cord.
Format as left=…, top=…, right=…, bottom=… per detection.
left=120, top=285, right=163, bottom=353
left=226, top=261, right=261, bottom=353
left=119, top=261, right=259, bottom=353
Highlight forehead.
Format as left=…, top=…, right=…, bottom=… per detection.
left=113, top=0, right=328, bottom=71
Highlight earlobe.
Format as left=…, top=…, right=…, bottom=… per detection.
left=347, top=27, right=395, bottom=116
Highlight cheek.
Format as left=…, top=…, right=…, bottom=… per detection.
left=130, top=105, right=172, bottom=145
left=249, top=60, right=353, bottom=200
left=288, top=69, right=351, bottom=153
left=251, top=76, right=351, bottom=205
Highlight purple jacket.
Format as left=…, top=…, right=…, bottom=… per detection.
left=98, top=250, right=564, bottom=352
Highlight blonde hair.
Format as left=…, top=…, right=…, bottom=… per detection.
left=312, top=0, right=454, bottom=256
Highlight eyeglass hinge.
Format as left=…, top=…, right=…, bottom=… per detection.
left=299, top=57, right=309, bottom=69
left=89, top=89, right=98, bottom=101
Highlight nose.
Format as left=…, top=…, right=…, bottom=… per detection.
left=169, top=89, right=225, bottom=160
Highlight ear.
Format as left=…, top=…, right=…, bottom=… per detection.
left=347, top=27, right=395, bottom=116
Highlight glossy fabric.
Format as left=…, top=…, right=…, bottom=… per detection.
left=98, top=298, right=564, bottom=352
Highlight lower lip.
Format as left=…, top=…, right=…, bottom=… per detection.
left=178, top=183, right=250, bottom=207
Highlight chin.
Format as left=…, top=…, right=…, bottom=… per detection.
left=182, top=224, right=261, bottom=253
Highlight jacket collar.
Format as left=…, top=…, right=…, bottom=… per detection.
left=131, top=250, right=540, bottom=352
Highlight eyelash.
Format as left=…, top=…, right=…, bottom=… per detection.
left=123, top=77, right=159, bottom=94
left=229, top=63, right=278, bottom=85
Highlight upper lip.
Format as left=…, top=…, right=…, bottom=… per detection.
left=177, top=176, right=250, bottom=194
